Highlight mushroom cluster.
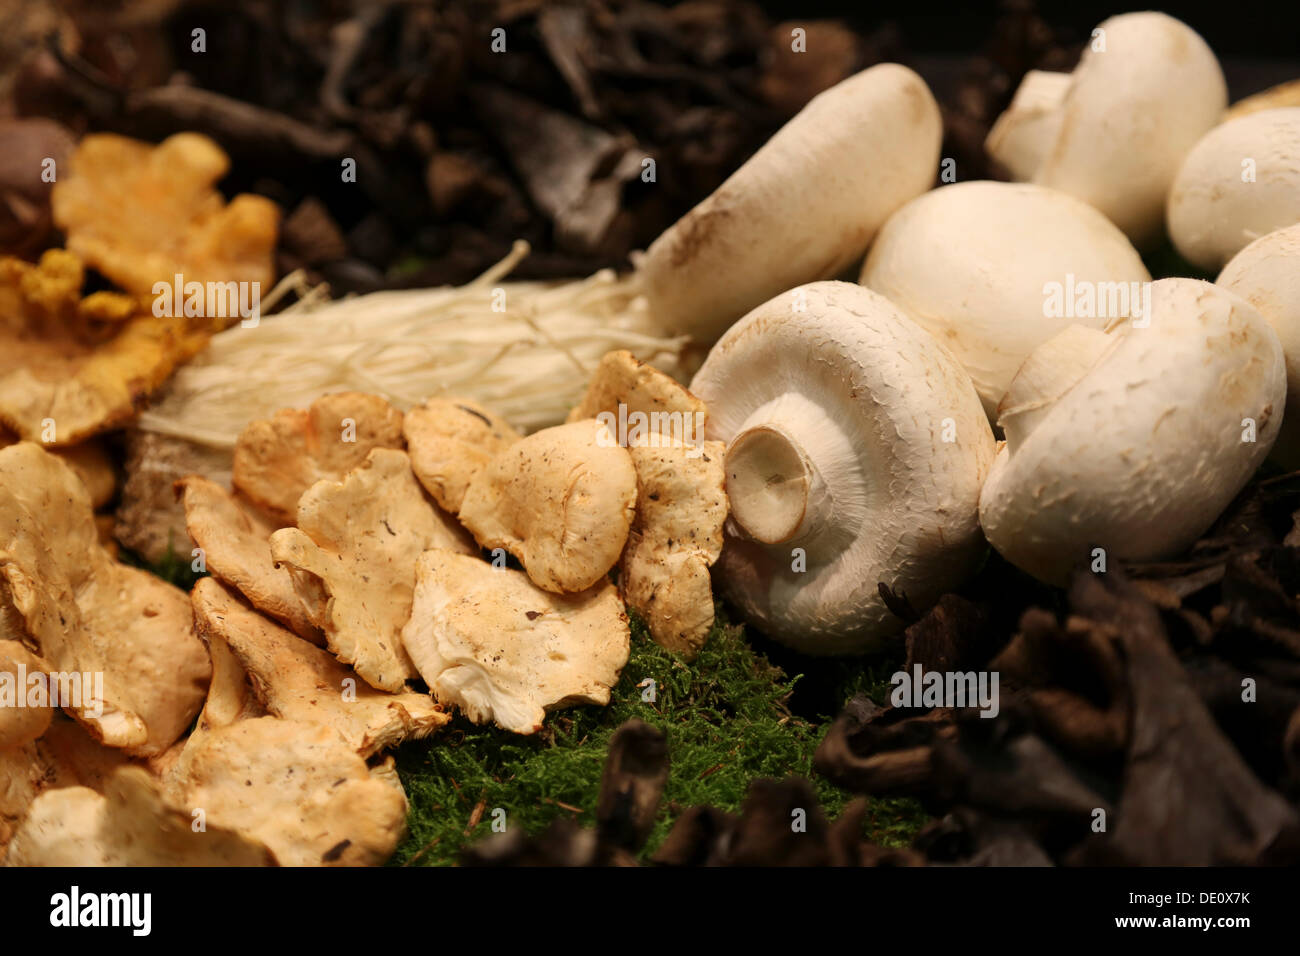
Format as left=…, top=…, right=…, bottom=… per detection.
left=3, top=5, right=1300, bottom=868
left=0, top=339, right=741, bottom=862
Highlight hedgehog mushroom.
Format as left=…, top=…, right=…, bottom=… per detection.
left=860, top=180, right=1149, bottom=418
left=403, top=396, right=520, bottom=513
left=986, top=11, right=1225, bottom=245
left=689, top=281, right=995, bottom=655
left=458, top=419, right=638, bottom=594
left=1217, top=223, right=1300, bottom=468
left=980, top=279, right=1285, bottom=585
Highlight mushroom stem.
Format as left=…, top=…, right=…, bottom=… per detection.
left=725, top=423, right=829, bottom=545
left=986, top=70, right=1071, bottom=181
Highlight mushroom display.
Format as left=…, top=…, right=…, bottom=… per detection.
left=269, top=447, right=475, bottom=692
left=403, top=396, right=521, bottom=513
left=689, top=281, right=995, bottom=654
left=985, top=11, right=1225, bottom=246
left=637, top=63, right=942, bottom=344
left=400, top=550, right=630, bottom=736
left=178, top=475, right=323, bottom=642
left=457, top=418, right=638, bottom=594
left=860, top=180, right=1149, bottom=417
left=0, top=642, right=53, bottom=751
left=192, top=578, right=449, bottom=758
left=1167, top=108, right=1300, bottom=272
left=233, top=391, right=406, bottom=527
left=4, top=766, right=274, bottom=867
left=0, top=443, right=211, bottom=757
left=164, top=717, right=408, bottom=867
left=979, top=279, right=1285, bottom=585
left=1217, top=223, right=1300, bottom=468
left=568, top=350, right=728, bottom=659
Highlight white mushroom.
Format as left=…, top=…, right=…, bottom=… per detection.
left=860, top=180, right=1149, bottom=417
left=637, top=63, right=942, bottom=344
left=980, top=279, right=1285, bottom=586
left=1217, top=223, right=1300, bottom=467
left=986, top=12, right=1225, bottom=245
left=1168, top=108, right=1300, bottom=272
left=689, top=281, right=995, bottom=655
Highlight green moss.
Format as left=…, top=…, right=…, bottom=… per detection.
left=392, top=605, right=925, bottom=866
left=120, top=537, right=206, bottom=591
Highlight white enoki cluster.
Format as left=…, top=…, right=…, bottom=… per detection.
left=138, top=241, right=689, bottom=448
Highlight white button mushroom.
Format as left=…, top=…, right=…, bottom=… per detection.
left=1217, top=223, right=1300, bottom=467
left=979, top=279, right=1285, bottom=586
left=1168, top=108, right=1300, bottom=272
left=689, top=281, right=995, bottom=655
left=859, top=180, right=1150, bottom=418
left=637, top=63, right=942, bottom=345
left=986, top=12, right=1226, bottom=246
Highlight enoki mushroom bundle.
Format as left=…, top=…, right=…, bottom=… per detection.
left=138, top=242, right=689, bottom=448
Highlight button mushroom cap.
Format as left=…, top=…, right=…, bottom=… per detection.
left=986, top=12, right=1226, bottom=246
left=1168, top=108, right=1300, bottom=273
left=1217, top=223, right=1300, bottom=468
left=860, top=180, right=1150, bottom=418
left=980, top=279, right=1285, bottom=586
left=637, top=63, right=941, bottom=345
left=689, top=281, right=995, bottom=655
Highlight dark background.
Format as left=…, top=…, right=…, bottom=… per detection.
left=758, top=0, right=1299, bottom=58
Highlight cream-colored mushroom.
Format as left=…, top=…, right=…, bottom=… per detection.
left=568, top=350, right=727, bottom=659
left=233, top=391, right=405, bottom=526
left=400, top=550, right=630, bottom=735
left=980, top=279, right=1285, bottom=585
left=458, top=419, right=637, bottom=593
left=860, top=180, right=1150, bottom=417
left=403, top=396, right=520, bottom=513
left=0, top=641, right=52, bottom=750
left=1217, top=223, right=1300, bottom=468
left=0, top=442, right=210, bottom=756
left=164, top=717, right=408, bottom=867
left=4, top=766, right=274, bottom=867
left=986, top=12, right=1225, bottom=245
left=192, top=577, right=449, bottom=757
left=178, top=475, right=322, bottom=642
left=269, top=447, right=474, bottom=692
left=637, top=63, right=942, bottom=344
left=1168, top=108, right=1300, bottom=272
left=1224, top=79, right=1300, bottom=123
left=690, top=281, right=995, bottom=655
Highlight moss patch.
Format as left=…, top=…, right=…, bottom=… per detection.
left=391, top=605, right=925, bottom=866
